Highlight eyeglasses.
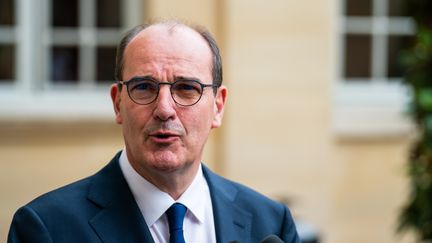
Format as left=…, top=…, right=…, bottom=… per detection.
left=118, top=76, right=220, bottom=106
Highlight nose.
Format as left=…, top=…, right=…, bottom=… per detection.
left=152, top=85, right=176, bottom=121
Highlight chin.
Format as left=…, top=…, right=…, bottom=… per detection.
left=148, top=152, right=184, bottom=172
left=151, top=162, right=182, bottom=172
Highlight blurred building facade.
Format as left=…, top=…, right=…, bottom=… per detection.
left=0, top=0, right=416, bottom=242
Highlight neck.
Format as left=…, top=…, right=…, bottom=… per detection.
left=131, top=160, right=200, bottom=200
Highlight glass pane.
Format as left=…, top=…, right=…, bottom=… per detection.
left=0, top=44, right=15, bottom=81
left=346, top=0, right=372, bottom=16
left=97, top=0, right=121, bottom=28
left=389, top=0, right=409, bottom=17
left=344, top=34, right=372, bottom=78
left=387, top=35, right=414, bottom=78
left=52, top=0, right=78, bottom=27
left=51, top=46, right=79, bottom=82
left=0, top=0, right=15, bottom=25
left=96, top=46, right=116, bottom=82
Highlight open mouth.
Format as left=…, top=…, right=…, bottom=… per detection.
left=155, top=134, right=171, bottom=139
left=149, top=131, right=180, bottom=143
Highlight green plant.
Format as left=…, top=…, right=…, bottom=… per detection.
left=398, top=1, right=432, bottom=241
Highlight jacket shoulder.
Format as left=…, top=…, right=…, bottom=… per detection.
left=202, top=165, right=300, bottom=242
left=24, top=153, right=122, bottom=213
left=203, top=165, right=285, bottom=210
left=26, top=176, right=93, bottom=212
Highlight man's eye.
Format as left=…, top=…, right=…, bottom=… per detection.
left=179, top=84, right=194, bottom=90
left=132, top=82, right=153, bottom=91
left=175, top=83, right=200, bottom=92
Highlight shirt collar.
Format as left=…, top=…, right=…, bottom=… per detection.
left=176, top=163, right=208, bottom=224
left=119, top=150, right=208, bottom=226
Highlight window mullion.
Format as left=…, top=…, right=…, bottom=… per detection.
left=371, top=19, right=388, bottom=79
left=373, top=0, right=387, bottom=16
left=123, top=0, right=142, bottom=29
left=17, top=0, right=43, bottom=91
left=79, top=0, right=96, bottom=87
left=371, top=0, right=388, bottom=80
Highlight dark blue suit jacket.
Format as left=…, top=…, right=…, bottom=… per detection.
left=8, top=153, right=300, bottom=243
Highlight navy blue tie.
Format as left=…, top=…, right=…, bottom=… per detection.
left=166, top=203, right=187, bottom=243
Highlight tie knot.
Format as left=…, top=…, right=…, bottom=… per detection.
left=166, top=203, right=187, bottom=233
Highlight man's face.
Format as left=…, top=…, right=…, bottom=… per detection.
left=110, top=25, right=226, bottom=177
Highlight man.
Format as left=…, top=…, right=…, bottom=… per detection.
left=8, top=21, right=300, bottom=243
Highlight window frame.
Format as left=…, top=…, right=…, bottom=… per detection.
left=0, top=0, right=141, bottom=120
left=333, top=0, right=414, bottom=139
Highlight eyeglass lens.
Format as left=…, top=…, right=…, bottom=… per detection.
left=127, top=79, right=203, bottom=106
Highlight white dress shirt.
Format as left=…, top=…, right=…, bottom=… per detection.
left=119, top=150, right=216, bottom=243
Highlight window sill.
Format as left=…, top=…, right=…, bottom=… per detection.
left=0, top=89, right=114, bottom=122
left=332, top=81, right=414, bottom=140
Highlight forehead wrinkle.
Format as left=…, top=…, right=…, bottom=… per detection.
left=126, top=38, right=204, bottom=68
left=129, top=25, right=210, bottom=61
left=123, top=24, right=213, bottom=82
left=128, top=56, right=205, bottom=83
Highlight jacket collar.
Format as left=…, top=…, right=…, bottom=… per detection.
left=203, top=165, right=253, bottom=243
left=87, top=152, right=155, bottom=243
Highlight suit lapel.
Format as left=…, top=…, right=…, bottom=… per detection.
left=203, top=166, right=253, bottom=243
left=87, top=154, right=155, bottom=243
left=84, top=155, right=252, bottom=243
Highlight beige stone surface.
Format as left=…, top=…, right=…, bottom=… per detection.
left=222, top=0, right=415, bottom=242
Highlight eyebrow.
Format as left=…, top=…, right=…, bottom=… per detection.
left=130, top=75, right=157, bottom=82
left=174, top=76, right=202, bottom=83
left=130, top=75, right=203, bottom=84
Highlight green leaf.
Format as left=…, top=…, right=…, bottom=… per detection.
left=418, top=89, right=432, bottom=111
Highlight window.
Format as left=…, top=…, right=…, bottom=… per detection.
left=334, top=0, right=414, bottom=138
left=0, top=0, right=16, bottom=83
left=0, top=0, right=141, bottom=119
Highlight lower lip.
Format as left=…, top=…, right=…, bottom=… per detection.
left=149, top=135, right=180, bottom=144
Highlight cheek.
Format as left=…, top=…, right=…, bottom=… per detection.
left=120, top=110, right=135, bottom=138
left=181, top=107, right=214, bottom=138
left=121, top=105, right=148, bottom=135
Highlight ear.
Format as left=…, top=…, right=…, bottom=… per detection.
left=110, top=84, right=123, bottom=124
left=211, top=85, right=227, bottom=128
